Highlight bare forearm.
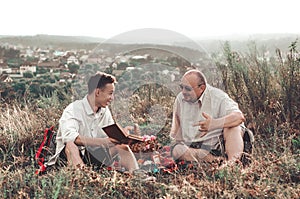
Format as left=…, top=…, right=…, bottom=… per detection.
left=170, top=114, right=182, bottom=141
left=74, top=135, right=107, bottom=147
left=213, top=112, right=245, bottom=129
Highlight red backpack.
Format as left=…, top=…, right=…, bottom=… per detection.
left=35, top=126, right=56, bottom=174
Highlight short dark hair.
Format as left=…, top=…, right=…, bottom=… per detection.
left=88, top=72, right=116, bottom=94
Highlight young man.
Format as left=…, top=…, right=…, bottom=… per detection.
left=170, top=69, right=247, bottom=165
left=46, top=72, right=139, bottom=173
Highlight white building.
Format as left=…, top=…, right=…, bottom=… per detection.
left=0, top=74, right=13, bottom=82
left=0, top=67, right=12, bottom=74
left=20, top=65, right=36, bottom=75
left=67, top=55, right=79, bottom=65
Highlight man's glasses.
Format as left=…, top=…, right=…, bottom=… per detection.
left=179, top=84, right=201, bottom=92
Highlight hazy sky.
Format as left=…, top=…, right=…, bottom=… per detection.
left=1, top=0, right=299, bottom=39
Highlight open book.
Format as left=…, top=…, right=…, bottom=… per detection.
left=102, top=123, right=144, bottom=144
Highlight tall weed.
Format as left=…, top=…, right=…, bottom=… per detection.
left=216, top=41, right=299, bottom=140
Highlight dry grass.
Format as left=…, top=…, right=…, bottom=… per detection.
left=1, top=42, right=299, bottom=198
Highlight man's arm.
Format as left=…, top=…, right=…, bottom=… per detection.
left=75, top=135, right=118, bottom=147
left=213, top=111, right=245, bottom=129
left=170, top=114, right=180, bottom=140
left=170, top=102, right=184, bottom=142
left=194, top=111, right=245, bottom=132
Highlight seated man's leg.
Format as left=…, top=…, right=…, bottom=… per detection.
left=65, top=141, right=84, bottom=168
left=172, top=143, right=219, bottom=162
left=172, top=143, right=198, bottom=162
left=84, top=148, right=113, bottom=167
left=109, top=144, right=138, bottom=173
left=223, top=126, right=244, bottom=161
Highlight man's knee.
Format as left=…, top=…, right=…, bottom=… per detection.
left=65, top=141, right=78, bottom=152
left=65, top=142, right=81, bottom=160
left=223, top=126, right=243, bottom=141
left=171, top=143, right=189, bottom=160
left=116, top=144, right=130, bottom=151
left=64, top=142, right=85, bottom=167
left=223, top=126, right=244, bottom=160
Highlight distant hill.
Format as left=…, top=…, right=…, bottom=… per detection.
left=0, top=34, right=105, bottom=50
left=0, top=33, right=299, bottom=54
left=197, top=33, right=300, bottom=54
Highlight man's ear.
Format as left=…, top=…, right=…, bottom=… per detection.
left=200, top=84, right=206, bottom=90
left=95, top=88, right=101, bottom=96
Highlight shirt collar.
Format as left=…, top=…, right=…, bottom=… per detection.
left=83, top=95, right=95, bottom=115
left=198, top=85, right=207, bottom=103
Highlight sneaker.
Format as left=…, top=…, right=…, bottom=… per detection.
left=132, top=169, right=156, bottom=182
left=243, top=127, right=254, bottom=154
left=241, top=127, right=254, bottom=166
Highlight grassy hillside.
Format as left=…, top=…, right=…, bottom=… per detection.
left=0, top=40, right=299, bottom=198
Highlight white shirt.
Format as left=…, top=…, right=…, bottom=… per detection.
left=45, top=95, right=114, bottom=166
left=170, top=84, right=242, bottom=148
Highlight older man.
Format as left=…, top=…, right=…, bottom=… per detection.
left=170, top=69, right=247, bottom=164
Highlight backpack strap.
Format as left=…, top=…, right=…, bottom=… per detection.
left=35, top=126, right=55, bottom=174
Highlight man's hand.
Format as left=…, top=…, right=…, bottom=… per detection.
left=193, top=112, right=215, bottom=137
left=103, top=137, right=120, bottom=147
left=124, top=126, right=134, bottom=133
left=124, top=124, right=141, bottom=135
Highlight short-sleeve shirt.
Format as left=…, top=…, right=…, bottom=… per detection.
left=45, top=95, right=114, bottom=166
left=170, top=84, right=242, bottom=149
